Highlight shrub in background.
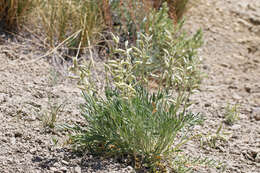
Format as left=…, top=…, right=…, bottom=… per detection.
left=0, top=0, right=34, bottom=30
left=37, top=0, right=105, bottom=50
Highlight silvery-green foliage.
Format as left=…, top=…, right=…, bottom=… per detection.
left=107, top=4, right=202, bottom=100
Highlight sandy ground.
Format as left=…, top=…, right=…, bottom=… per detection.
left=0, top=0, right=260, bottom=172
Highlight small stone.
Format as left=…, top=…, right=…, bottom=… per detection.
left=239, top=113, right=248, bottom=120
left=53, top=162, right=60, bottom=167
left=204, top=103, right=211, bottom=107
left=256, top=153, right=260, bottom=163
left=24, top=115, right=37, bottom=121
left=253, top=108, right=260, bottom=121
left=14, top=132, right=23, bottom=138
left=125, top=166, right=134, bottom=172
left=228, top=85, right=238, bottom=89
left=220, top=63, right=229, bottom=68
left=244, top=86, right=251, bottom=93
left=10, top=137, right=16, bottom=145
left=60, top=167, right=67, bottom=171
left=61, top=160, right=69, bottom=166
left=1, top=137, right=8, bottom=143
left=74, top=166, right=81, bottom=173
left=49, top=167, right=58, bottom=172
left=203, top=65, right=209, bottom=70
left=232, top=93, right=242, bottom=100
left=255, top=114, right=260, bottom=121
left=231, top=124, right=241, bottom=130
left=7, top=158, right=13, bottom=164
left=29, top=148, right=37, bottom=154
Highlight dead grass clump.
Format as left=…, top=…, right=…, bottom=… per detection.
left=0, top=0, right=34, bottom=30
left=36, top=0, right=105, bottom=50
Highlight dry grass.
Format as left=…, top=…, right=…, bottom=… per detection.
left=35, top=0, right=105, bottom=50
left=0, top=0, right=34, bottom=30
left=0, top=0, right=194, bottom=56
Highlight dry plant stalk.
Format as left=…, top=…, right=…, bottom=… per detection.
left=102, top=0, right=113, bottom=29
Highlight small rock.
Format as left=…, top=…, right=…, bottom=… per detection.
left=256, top=153, right=260, bottom=163
left=34, top=128, right=41, bottom=132
left=231, top=124, right=241, bottom=130
left=239, top=113, right=248, bottom=120
left=204, top=103, right=211, bottom=107
left=249, top=15, right=260, bottom=25
left=202, top=65, right=209, bottom=70
left=244, top=86, right=251, bottom=93
left=1, top=137, right=8, bottom=143
left=74, top=166, right=81, bottom=173
left=252, top=108, right=260, bottom=121
left=255, top=114, right=260, bottom=121
left=23, top=115, right=37, bottom=121
left=53, top=162, right=60, bottom=167
left=10, top=137, right=16, bottom=145
left=60, top=167, right=67, bottom=171
left=49, top=167, right=58, bottom=172
left=32, top=156, right=43, bottom=162
left=228, top=85, right=238, bottom=89
left=125, top=166, right=134, bottom=172
left=61, top=160, right=69, bottom=166
left=232, top=93, right=242, bottom=100
left=220, top=63, right=229, bottom=68
left=29, top=148, right=37, bottom=154
left=14, top=132, right=23, bottom=138
left=7, top=158, right=13, bottom=163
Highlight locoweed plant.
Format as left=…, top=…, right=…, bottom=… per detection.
left=68, top=86, right=202, bottom=170
left=68, top=3, right=204, bottom=171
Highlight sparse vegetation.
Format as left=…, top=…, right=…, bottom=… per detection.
left=41, top=98, right=64, bottom=129
left=224, top=103, right=240, bottom=125
left=200, top=123, right=230, bottom=149
left=41, top=69, right=64, bottom=129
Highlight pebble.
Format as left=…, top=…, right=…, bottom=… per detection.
left=252, top=108, right=260, bottom=121
left=23, top=115, right=37, bottom=121
left=244, top=86, right=251, bottom=93
left=124, top=166, right=135, bottom=172
left=74, top=166, right=81, bottom=173
left=53, top=162, right=60, bottom=167
left=232, top=93, right=242, bottom=100
left=220, top=63, right=229, bottom=68
left=60, top=167, right=67, bottom=171
left=255, top=114, right=260, bottom=121
left=204, top=103, right=211, bottom=107
left=61, top=160, right=69, bottom=166
left=49, top=167, right=58, bottom=172
left=231, top=124, right=241, bottom=130
left=239, top=113, right=248, bottom=120
left=29, top=148, right=37, bottom=154
left=14, top=132, right=23, bottom=138
left=10, top=137, right=16, bottom=145
left=255, top=153, right=260, bottom=163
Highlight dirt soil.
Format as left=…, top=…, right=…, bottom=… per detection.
left=0, top=0, right=260, bottom=172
